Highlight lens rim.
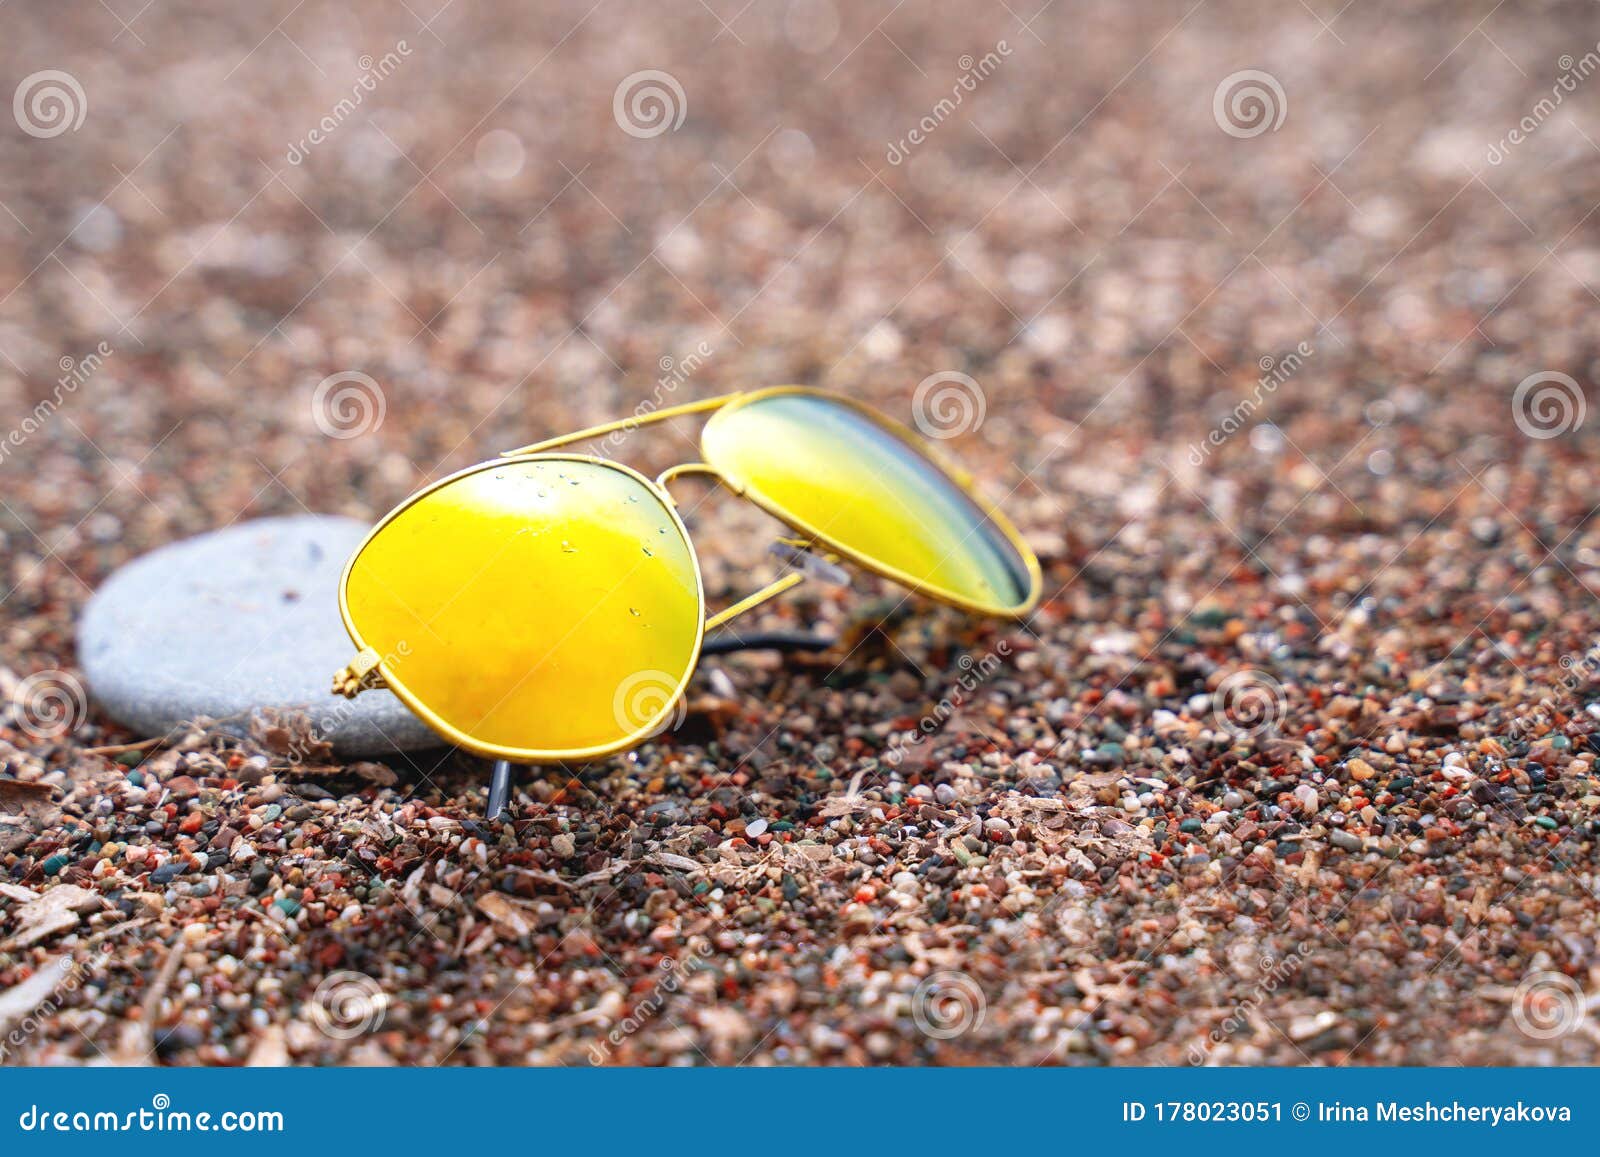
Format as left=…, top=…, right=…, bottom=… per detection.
left=337, top=453, right=706, bottom=764
left=700, top=386, right=1042, bottom=618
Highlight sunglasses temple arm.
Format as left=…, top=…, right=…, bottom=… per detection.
left=704, top=571, right=805, bottom=632
left=498, top=393, right=740, bottom=456
left=702, top=630, right=832, bottom=655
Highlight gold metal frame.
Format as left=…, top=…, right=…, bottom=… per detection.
left=333, top=454, right=710, bottom=765
left=704, top=386, right=1040, bottom=618
left=336, top=387, right=1041, bottom=763
left=502, top=385, right=1042, bottom=618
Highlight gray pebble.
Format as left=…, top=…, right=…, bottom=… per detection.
left=78, top=516, right=441, bottom=756
left=1330, top=830, right=1365, bottom=853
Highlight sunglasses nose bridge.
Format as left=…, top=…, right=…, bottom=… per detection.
left=655, top=460, right=737, bottom=497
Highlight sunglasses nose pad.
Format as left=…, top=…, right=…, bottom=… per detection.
left=769, top=539, right=850, bottom=586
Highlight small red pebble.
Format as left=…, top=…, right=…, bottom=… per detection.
left=178, top=813, right=203, bottom=835
left=854, top=885, right=875, bottom=902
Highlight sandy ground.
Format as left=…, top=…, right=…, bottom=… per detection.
left=2, top=0, right=1600, bottom=1064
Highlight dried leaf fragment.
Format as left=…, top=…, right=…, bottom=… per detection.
left=2, top=884, right=103, bottom=950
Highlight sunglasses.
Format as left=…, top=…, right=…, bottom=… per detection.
left=331, top=386, right=1040, bottom=768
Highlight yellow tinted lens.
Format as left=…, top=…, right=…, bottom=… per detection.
left=702, top=392, right=1036, bottom=614
left=342, top=458, right=702, bottom=759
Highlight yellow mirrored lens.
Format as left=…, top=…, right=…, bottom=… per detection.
left=702, top=391, right=1036, bottom=614
left=342, top=457, right=702, bottom=759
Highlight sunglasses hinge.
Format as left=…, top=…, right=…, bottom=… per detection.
left=331, top=646, right=388, bottom=698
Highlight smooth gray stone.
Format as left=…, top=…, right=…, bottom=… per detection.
left=78, top=515, right=442, bottom=756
